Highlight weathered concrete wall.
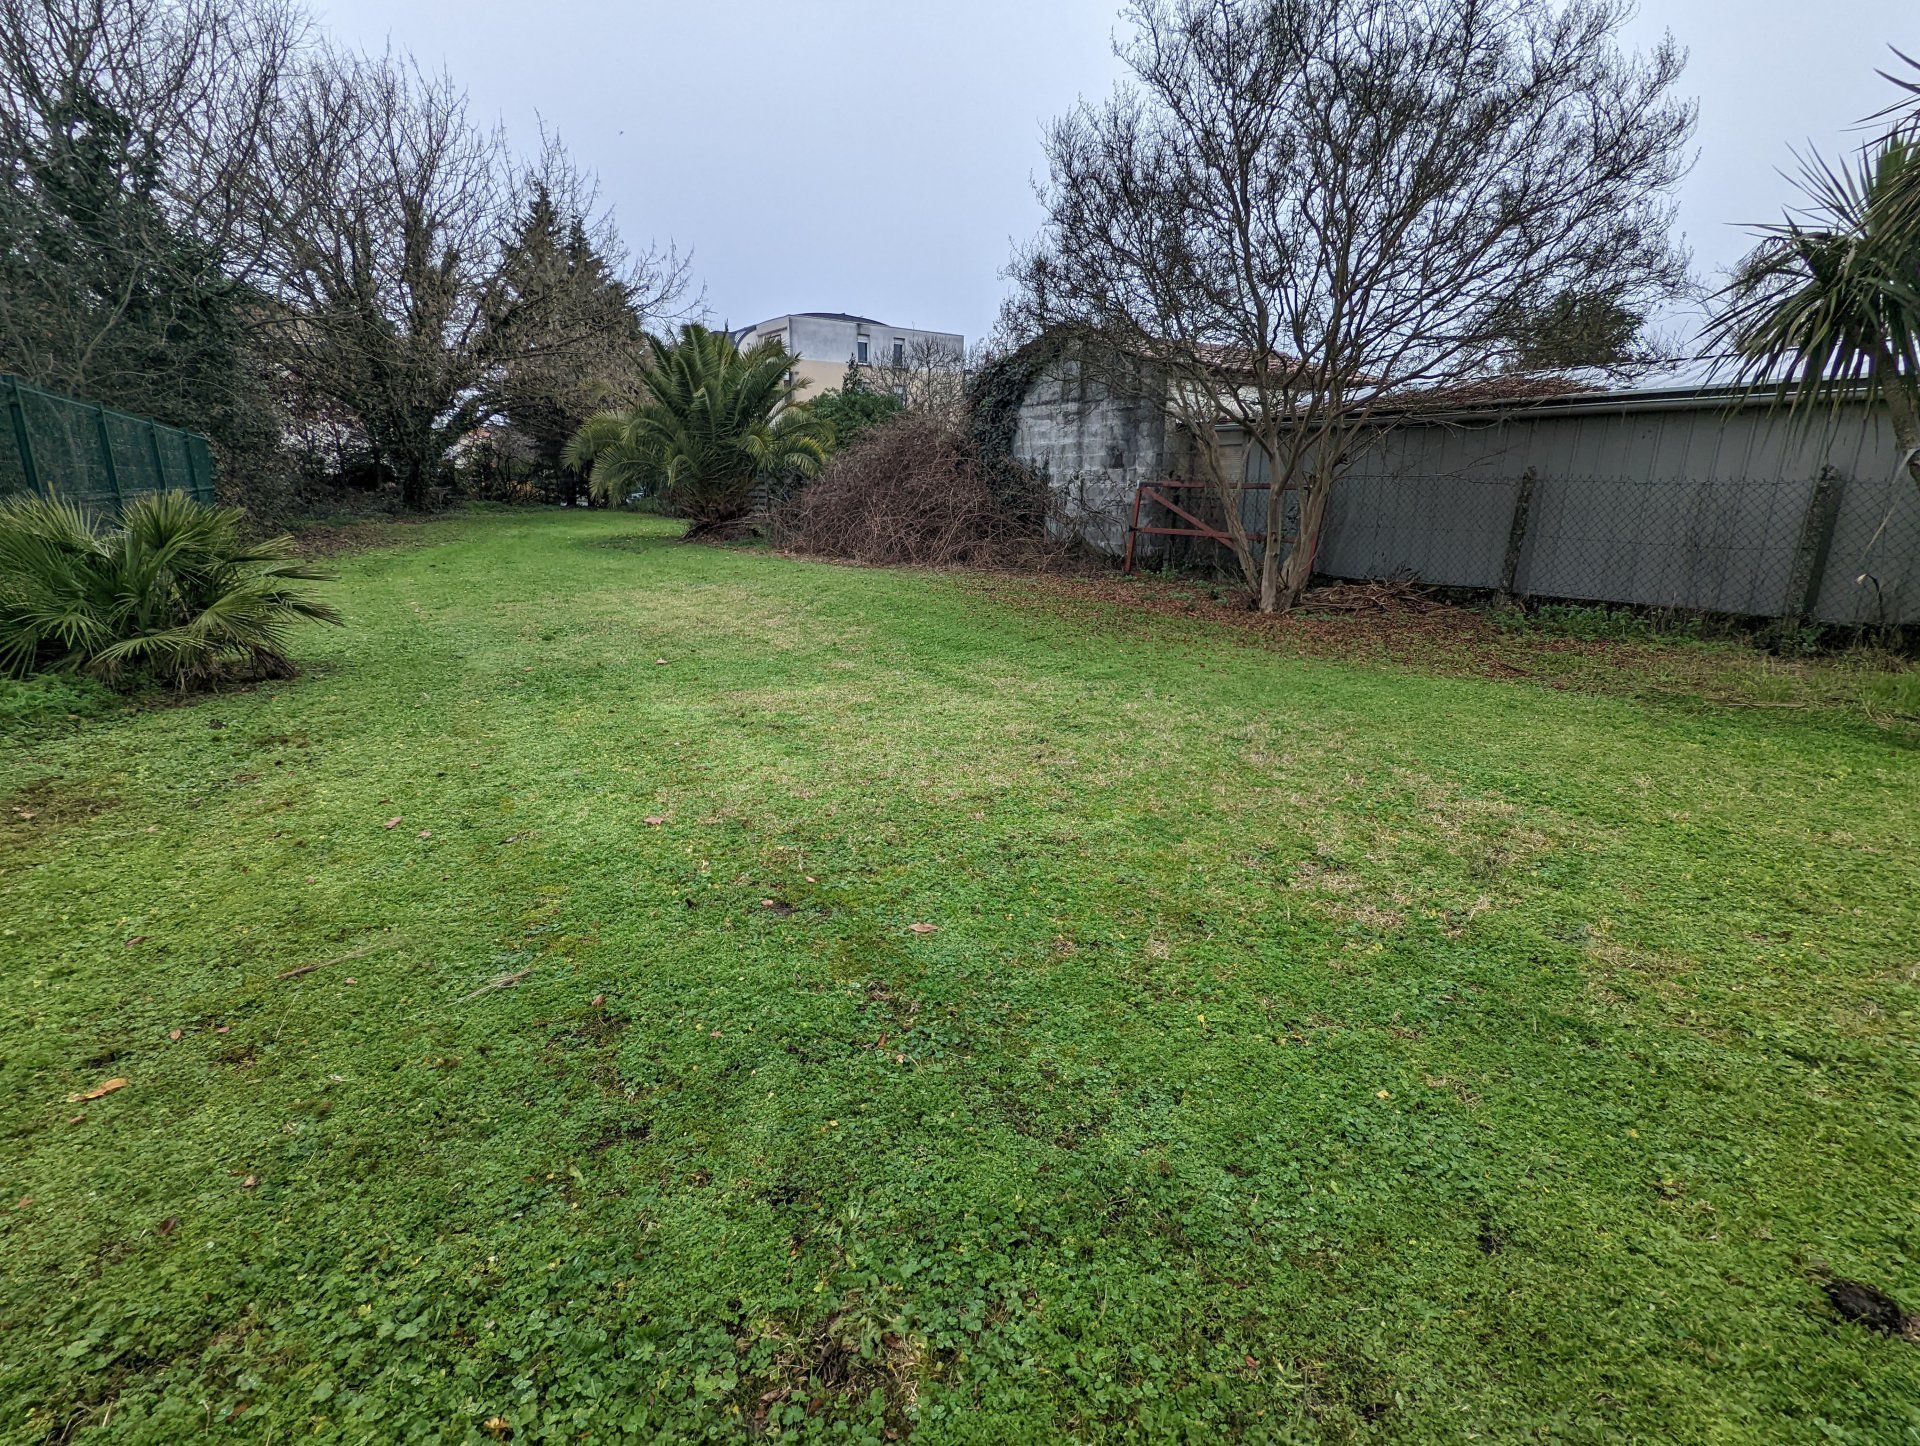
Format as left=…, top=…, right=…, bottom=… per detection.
left=1011, top=359, right=1173, bottom=555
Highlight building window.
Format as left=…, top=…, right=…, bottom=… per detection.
left=892, top=338, right=905, bottom=365
left=856, top=339, right=868, bottom=364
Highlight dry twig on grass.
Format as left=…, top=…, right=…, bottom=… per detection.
left=463, top=967, right=534, bottom=1001
left=275, top=944, right=381, bottom=981
left=1298, top=577, right=1449, bottom=615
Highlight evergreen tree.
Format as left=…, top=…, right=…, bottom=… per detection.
left=811, top=359, right=903, bottom=448
left=0, top=82, right=277, bottom=460
left=486, top=183, right=649, bottom=504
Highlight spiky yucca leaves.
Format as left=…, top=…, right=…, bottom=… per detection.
left=0, top=491, right=340, bottom=688
left=1708, top=103, right=1920, bottom=494
left=562, top=324, right=831, bottom=530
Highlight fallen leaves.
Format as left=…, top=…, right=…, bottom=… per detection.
left=384, top=817, right=402, bottom=829
left=67, top=1077, right=129, bottom=1103
left=241, top=1174, right=258, bottom=1189
left=908, top=922, right=938, bottom=936
left=644, top=815, right=666, bottom=826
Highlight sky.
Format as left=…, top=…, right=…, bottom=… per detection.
left=311, top=0, right=1917, bottom=353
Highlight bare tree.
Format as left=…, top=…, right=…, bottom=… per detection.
left=257, top=49, right=511, bottom=508
left=862, top=335, right=976, bottom=424
left=0, top=0, right=306, bottom=444
left=259, top=49, right=684, bottom=509
left=1011, top=0, right=1693, bottom=610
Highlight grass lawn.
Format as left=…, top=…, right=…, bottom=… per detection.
left=3, top=509, right=1917, bottom=1442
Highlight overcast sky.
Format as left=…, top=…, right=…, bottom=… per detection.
left=313, top=0, right=1915, bottom=353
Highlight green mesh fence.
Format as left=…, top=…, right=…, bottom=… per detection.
left=0, top=374, right=215, bottom=512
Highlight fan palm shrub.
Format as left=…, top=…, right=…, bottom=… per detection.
left=562, top=324, right=831, bottom=534
left=0, top=491, right=340, bottom=688
left=1708, top=70, right=1920, bottom=496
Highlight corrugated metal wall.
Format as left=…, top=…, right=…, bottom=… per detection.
left=1231, top=397, right=1918, bottom=625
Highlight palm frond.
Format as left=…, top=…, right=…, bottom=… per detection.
left=0, top=491, right=341, bottom=689
left=1706, top=132, right=1920, bottom=434
left=561, top=324, right=829, bottom=527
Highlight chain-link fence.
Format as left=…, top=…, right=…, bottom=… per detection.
left=1121, top=394, right=1920, bottom=629
left=0, top=374, right=216, bottom=512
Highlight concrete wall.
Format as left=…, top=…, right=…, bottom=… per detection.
left=1009, top=363, right=1920, bottom=625
left=1010, top=358, right=1171, bottom=555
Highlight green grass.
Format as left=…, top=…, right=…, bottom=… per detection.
left=3, top=510, right=1917, bottom=1443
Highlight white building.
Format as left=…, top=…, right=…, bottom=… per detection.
left=730, top=312, right=964, bottom=397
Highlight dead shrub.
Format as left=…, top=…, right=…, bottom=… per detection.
left=774, top=414, right=1064, bottom=569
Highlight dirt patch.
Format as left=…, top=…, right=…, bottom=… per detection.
left=968, top=568, right=1635, bottom=679
left=549, top=1005, right=630, bottom=1051
left=587, top=1119, right=652, bottom=1154
left=1823, top=1278, right=1920, bottom=1340
left=214, top=1040, right=260, bottom=1069
left=542, top=999, right=632, bottom=1096
left=284, top=513, right=448, bottom=559
left=3, top=778, right=115, bottom=836
left=739, top=1303, right=933, bottom=1439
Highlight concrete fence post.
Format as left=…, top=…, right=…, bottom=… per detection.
left=1784, top=464, right=1843, bottom=626
left=1498, top=466, right=1538, bottom=601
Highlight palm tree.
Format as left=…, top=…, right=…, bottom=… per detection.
left=0, top=491, right=339, bottom=687
left=562, top=324, right=831, bottom=534
left=1708, top=66, right=1920, bottom=497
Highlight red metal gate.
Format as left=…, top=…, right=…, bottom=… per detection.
left=1122, top=480, right=1292, bottom=573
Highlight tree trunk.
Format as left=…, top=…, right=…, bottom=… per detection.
left=1254, top=435, right=1287, bottom=612
left=1880, top=373, right=1920, bottom=497
left=400, top=455, right=431, bottom=511
left=1274, top=477, right=1332, bottom=611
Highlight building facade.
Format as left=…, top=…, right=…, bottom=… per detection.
left=730, top=313, right=964, bottom=398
